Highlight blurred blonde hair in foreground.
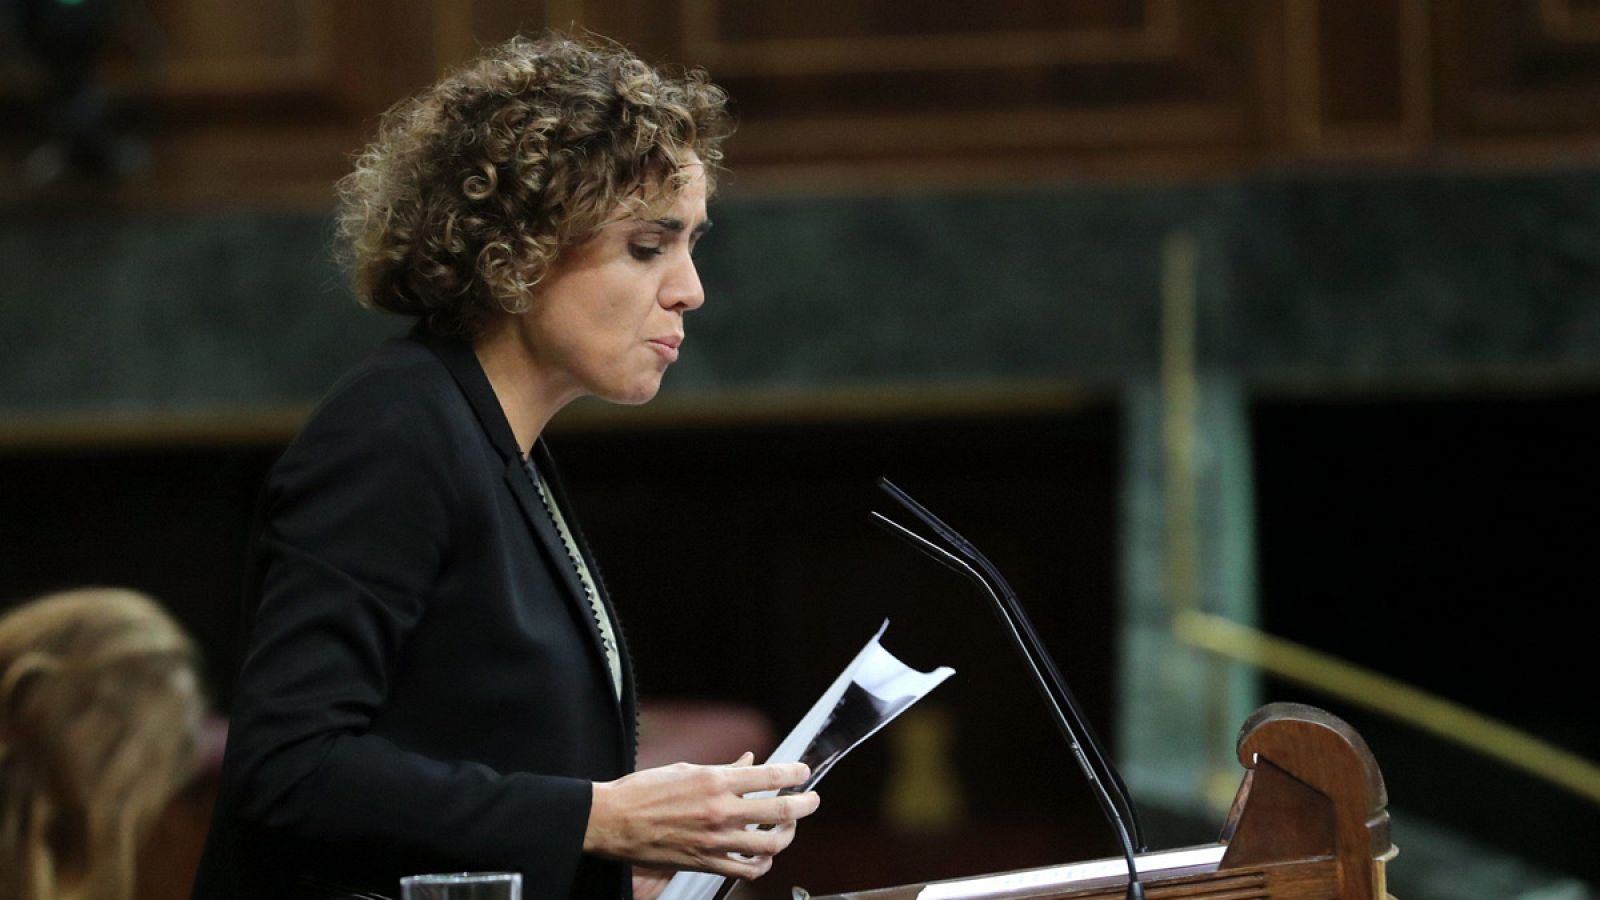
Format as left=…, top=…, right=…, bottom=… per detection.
left=0, top=588, right=204, bottom=900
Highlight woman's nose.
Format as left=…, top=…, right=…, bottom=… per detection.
left=663, top=256, right=705, bottom=311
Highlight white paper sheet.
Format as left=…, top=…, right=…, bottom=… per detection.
left=658, top=621, right=954, bottom=900
left=917, top=845, right=1226, bottom=900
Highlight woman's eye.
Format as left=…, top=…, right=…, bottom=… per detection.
left=629, top=244, right=664, bottom=261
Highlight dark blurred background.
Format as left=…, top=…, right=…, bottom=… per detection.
left=2, top=2, right=1597, bottom=898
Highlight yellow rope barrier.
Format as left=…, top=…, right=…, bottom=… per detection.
left=1174, top=610, right=1600, bottom=806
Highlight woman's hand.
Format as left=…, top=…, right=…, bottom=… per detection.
left=632, top=866, right=674, bottom=900
left=585, top=752, right=821, bottom=880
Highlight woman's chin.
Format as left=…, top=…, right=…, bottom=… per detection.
left=602, top=378, right=664, bottom=407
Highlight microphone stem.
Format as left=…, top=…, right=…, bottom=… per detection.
left=875, top=480, right=1146, bottom=851
left=869, top=497, right=1146, bottom=899
left=993, top=600, right=1144, bottom=900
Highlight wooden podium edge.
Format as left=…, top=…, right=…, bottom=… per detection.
left=798, top=702, right=1397, bottom=900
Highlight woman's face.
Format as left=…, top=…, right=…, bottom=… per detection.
left=518, top=160, right=710, bottom=407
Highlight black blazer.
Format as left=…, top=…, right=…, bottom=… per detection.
left=192, top=329, right=637, bottom=900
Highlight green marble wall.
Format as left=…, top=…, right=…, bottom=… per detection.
left=1221, top=173, right=1600, bottom=379
left=0, top=212, right=397, bottom=415
left=8, top=169, right=1599, bottom=418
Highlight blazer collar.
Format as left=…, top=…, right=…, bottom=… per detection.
left=407, top=326, right=592, bottom=625
left=409, top=324, right=522, bottom=463
left=411, top=324, right=632, bottom=727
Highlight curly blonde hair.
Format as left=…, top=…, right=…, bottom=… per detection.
left=0, top=588, right=203, bottom=900
left=335, top=31, right=733, bottom=337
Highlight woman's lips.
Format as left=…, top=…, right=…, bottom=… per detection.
left=647, top=336, right=682, bottom=362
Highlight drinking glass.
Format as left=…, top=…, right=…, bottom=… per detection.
left=400, top=872, right=521, bottom=900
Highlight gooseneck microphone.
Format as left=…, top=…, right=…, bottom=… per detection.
left=872, top=478, right=1147, bottom=900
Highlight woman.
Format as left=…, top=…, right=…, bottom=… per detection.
left=0, top=588, right=205, bottom=900
left=191, top=32, right=818, bottom=900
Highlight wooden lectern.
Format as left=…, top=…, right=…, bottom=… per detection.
left=804, top=702, right=1395, bottom=900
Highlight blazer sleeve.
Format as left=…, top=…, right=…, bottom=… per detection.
left=222, top=367, right=593, bottom=888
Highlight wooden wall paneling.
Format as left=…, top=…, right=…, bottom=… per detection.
left=679, top=0, right=1183, bottom=75
left=1282, top=0, right=1432, bottom=156
left=333, top=0, right=447, bottom=115
left=1434, top=0, right=1600, bottom=138
left=428, top=0, right=691, bottom=70
left=21, top=0, right=1600, bottom=203
left=0, top=1, right=332, bottom=103
left=429, top=0, right=592, bottom=72
left=1540, top=0, right=1600, bottom=39
left=542, top=0, right=589, bottom=35
left=1, top=0, right=450, bottom=206
left=133, top=0, right=332, bottom=98
left=671, top=0, right=1271, bottom=176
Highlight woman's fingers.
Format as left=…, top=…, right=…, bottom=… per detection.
left=584, top=759, right=819, bottom=876
left=632, top=868, right=674, bottom=900
left=709, top=853, right=773, bottom=881
left=727, top=822, right=798, bottom=858
left=737, top=791, right=820, bottom=826
left=705, top=836, right=787, bottom=880
left=723, top=761, right=810, bottom=794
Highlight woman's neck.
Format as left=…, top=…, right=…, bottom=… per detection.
left=472, top=316, right=577, bottom=456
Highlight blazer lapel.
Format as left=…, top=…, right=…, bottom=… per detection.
left=508, top=454, right=631, bottom=728
left=500, top=456, right=600, bottom=636
left=414, top=327, right=627, bottom=721
left=534, top=442, right=639, bottom=762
